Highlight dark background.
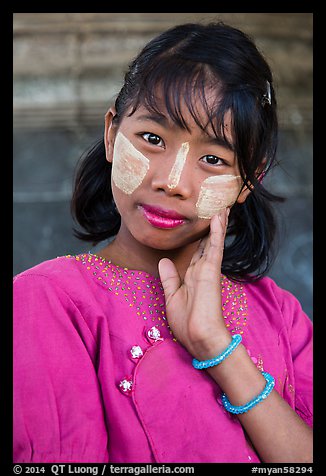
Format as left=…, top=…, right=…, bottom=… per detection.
left=13, top=13, right=313, bottom=319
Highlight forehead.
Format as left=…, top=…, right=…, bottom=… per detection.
left=127, top=91, right=234, bottom=149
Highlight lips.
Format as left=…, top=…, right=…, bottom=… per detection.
left=139, top=204, right=187, bottom=229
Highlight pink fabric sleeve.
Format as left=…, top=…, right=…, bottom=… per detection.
left=279, top=286, right=313, bottom=427
left=13, top=274, right=109, bottom=463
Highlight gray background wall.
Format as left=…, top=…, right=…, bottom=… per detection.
left=13, top=13, right=313, bottom=319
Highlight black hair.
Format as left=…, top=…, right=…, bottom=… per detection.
left=71, top=21, right=284, bottom=282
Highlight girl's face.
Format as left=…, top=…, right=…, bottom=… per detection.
left=104, top=101, right=250, bottom=251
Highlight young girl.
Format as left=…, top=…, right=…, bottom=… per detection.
left=14, top=22, right=313, bottom=463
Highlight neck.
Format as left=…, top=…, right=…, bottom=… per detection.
left=97, top=224, right=201, bottom=280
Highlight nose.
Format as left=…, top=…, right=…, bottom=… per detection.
left=151, top=142, right=192, bottom=198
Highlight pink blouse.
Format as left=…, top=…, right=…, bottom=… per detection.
left=13, top=253, right=313, bottom=463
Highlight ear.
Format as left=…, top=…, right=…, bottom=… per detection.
left=236, top=160, right=267, bottom=204
left=236, top=184, right=252, bottom=204
left=104, top=107, right=118, bottom=163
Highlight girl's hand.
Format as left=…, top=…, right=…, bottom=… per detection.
left=158, top=208, right=232, bottom=360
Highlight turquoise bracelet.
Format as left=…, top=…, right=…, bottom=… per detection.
left=192, top=334, right=242, bottom=369
left=221, top=371, right=275, bottom=414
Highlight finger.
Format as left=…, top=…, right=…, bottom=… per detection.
left=204, top=208, right=230, bottom=264
left=189, top=236, right=208, bottom=266
left=158, top=258, right=182, bottom=304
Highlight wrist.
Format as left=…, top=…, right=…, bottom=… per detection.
left=189, top=330, right=233, bottom=361
left=192, top=334, right=242, bottom=369
left=206, top=343, right=267, bottom=406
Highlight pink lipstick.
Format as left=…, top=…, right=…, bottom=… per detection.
left=139, top=204, right=187, bottom=229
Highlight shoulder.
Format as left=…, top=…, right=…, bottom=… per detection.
left=13, top=254, right=129, bottom=319
left=243, top=275, right=312, bottom=331
left=14, top=255, right=81, bottom=281
left=14, top=255, right=79, bottom=288
left=13, top=255, right=97, bottom=304
left=245, top=275, right=304, bottom=309
left=244, top=275, right=293, bottom=303
left=13, top=255, right=114, bottom=341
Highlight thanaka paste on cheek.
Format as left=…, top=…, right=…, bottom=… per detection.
left=112, top=132, right=150, bottom=194
left=167, top=142, right=190, bottom=189
left=196, top=174, right=242, bottom=219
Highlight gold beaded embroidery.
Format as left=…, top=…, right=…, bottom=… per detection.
left=221, top=275, right=248, bottom=335
left=66, top=254, right=249, bottom=335
left=66, top=253, right=169, bottom=330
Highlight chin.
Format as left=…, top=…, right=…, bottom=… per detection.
left=135, top=227, right=209, bottom=251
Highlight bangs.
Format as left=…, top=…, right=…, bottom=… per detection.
left=128, top=56, right=234, bottom=149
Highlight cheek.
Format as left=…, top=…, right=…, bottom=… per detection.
left=112, top=132, right=149, bottom=194
left=196, top=175, right=241, bottom=219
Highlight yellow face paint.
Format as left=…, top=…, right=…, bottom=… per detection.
left=112, top=133, right=241, bottom=219
left=196, top=174, right=242, bottom=219
left=112, top=132, right=150, bottom=195
left=167, top=142, right=190, bottom=189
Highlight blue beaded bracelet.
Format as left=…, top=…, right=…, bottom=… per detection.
left=221, top=371, right=275, bottom=414
left=192, top=334, right=242, bottom=369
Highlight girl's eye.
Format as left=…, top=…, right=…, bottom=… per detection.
left=201, top=155, right=225, bottom=166
left=142, top=133, right=164, bottom=148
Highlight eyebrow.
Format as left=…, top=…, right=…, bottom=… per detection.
left=205, top=134, right=235, bottom=152
left=135, top=113, right=170, bottom=128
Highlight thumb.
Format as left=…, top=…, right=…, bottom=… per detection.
left=158, top=258, right=181, bottom=304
